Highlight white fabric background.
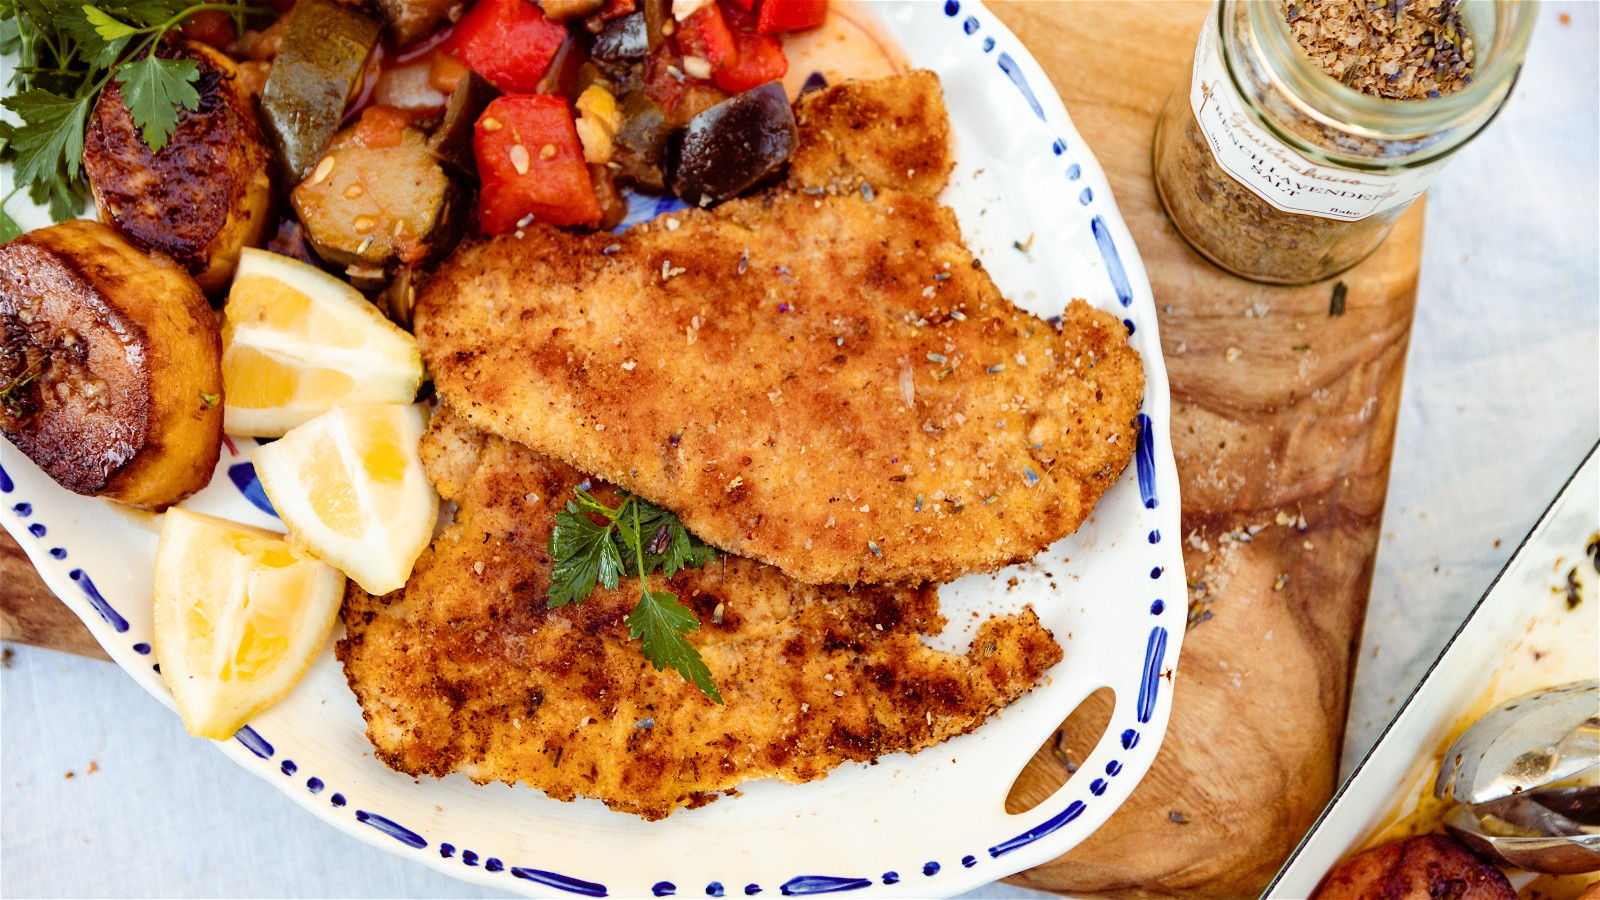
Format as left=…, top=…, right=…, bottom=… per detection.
left=3, top=5, right=1596, bottom=897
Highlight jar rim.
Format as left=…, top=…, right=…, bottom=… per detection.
left=1235, top=0, right=1538, bottom=145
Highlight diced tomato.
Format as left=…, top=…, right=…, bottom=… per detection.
left=600, top=0, right=637, bottom=19
left=756, top=0, right=827, bottom=33
left=442, top=0, right=567, bottom=94
left=675, top=3, right=735, bottom=71
left=474, top=95, right=601, bottom=231
left=722, top=0, right=755, bottom=10
left=181, top=10, right=235, bottom=48
left=352, top=106, right=412, bottom=149
left=712, top=2, right=787, bottom=92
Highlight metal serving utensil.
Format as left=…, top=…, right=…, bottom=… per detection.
left=1433, top=680, right=1600, bottom=874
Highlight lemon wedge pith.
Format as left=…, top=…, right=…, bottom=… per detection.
left=221, top=248, right=422, bottom=437
left=253, top=403, right=438, bottom=595
left=153, top=508, right=345, bottom=741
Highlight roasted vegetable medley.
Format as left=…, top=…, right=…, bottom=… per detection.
left=1, top=0, right=827, bottom=287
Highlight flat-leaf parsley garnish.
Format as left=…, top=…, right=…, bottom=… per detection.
left=548, top=487, right=722, bottom=703
left=0, top=1, right=264, bottom=238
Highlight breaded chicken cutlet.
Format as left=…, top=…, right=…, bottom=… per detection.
left=414, top=71, right=1145, bottom=586
left=338, top=410, right=1062, bottom=820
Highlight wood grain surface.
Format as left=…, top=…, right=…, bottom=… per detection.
left=0, top=2, right=1422, bottom=896
left=988, top=1, right=1421, bottom=896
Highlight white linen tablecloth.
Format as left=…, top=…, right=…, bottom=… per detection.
left=3, top=5, right=1595, bottom=897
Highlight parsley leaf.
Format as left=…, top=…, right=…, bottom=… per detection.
left=2, top=91, right=92, bottom=186
left=628, top=589, right=722, bottom=704
left=0, top=0, right=261, bottom=228
left=114, top=53, right=200, bottom=152
left=547, top=486, right=722, bottom=701
left=548, top=502, right=623, bottom=607
left=82, top=6, right=140, bottom=41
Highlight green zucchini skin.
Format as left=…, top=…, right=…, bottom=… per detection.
left=427, top=72, right=500, bottom=180
left=260, top=0, right=382, bottom=185
left=291, top=125, right=467, bottom=273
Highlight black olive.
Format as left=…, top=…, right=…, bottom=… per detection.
left=669, top=82, right=797, bottom=209
left=592, top=12, right=649, bottom=64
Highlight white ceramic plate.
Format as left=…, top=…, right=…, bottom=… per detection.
left=0, top=2, right=1185, bottom=896
left=1267, top=446, right=1599, bottom=896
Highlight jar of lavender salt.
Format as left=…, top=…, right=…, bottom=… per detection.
left=1152, top=0, right=1537, bottom=284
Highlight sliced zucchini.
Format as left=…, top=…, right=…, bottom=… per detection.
left=260, top=0, right=382, bottom=184
left=83, top=38, right=273, bottom=295
left=291, top=123, right=467, bottom=271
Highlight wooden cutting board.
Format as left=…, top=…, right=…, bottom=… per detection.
left=0, top=2, right=1422, bottom=896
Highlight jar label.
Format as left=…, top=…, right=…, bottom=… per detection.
left=1189, top=6, right=1444, bottom=222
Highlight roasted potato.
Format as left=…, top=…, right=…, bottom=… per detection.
left=1311, top=834, right=1516, bottom=900
left=84, top=37, right=274, bottom=296
left=291, top=113, right=467, bottom=272
left=0, top=221, right=224, bottom=511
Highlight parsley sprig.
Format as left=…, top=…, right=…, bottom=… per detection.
left=0, top=1, right=262, bottom=240
left=549, top=487, right=723, bottom=703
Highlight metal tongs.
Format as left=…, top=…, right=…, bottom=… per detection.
left=1433, top=680, right=1600, bottom=874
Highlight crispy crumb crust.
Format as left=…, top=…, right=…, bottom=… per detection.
left=337, top=411, right=1062, bottom=820
left=416, top=186, right=1143, bottom=585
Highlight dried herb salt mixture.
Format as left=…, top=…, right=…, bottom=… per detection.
left=1285, top=0, right=1475, bottom=100
left=1152, top=0, right=1525, bottom=284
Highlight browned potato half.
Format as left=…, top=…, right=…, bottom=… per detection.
left=290, top=119, right=466, bottom=272
left=0, top=221, right=223, bottom=511
left=1312, top=834, right=1516, bottom=900
left=84, top=38, right=274, bottom=296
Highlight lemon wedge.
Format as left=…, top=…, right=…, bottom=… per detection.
left=221, top=248, right=422, bottom=437
left=153, top=508, right=345, bottom=741
left=252, top=403, right=438, bottom=595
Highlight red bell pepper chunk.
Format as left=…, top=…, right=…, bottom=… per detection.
left=443, top=0, right=567, bottom=94
left=713, top=2, right=787, bottom=92
left=474, top=95, right=601, bottom=231
left=675, top=3, right=736, bottom=72
left=756, top=0, right=827, bottom=34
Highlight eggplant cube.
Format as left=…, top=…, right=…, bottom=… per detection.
left=670, top=82, right=797, bottom=209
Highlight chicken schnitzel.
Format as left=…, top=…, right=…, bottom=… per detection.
left=415, top=200, right=1143, bottom=585
left=338, top=410, right=1062, bottom=819
left=415, top=71, right=1143, bottom=586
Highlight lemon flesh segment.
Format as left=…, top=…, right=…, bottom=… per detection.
left=153, top=508, right=345, bottom=741
left=253, top=403, right=438, bottom=595
left=220, top=248, right=422, bottom=437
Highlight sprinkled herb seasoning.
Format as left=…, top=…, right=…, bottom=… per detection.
left=1153, top=0, right=1534, bottom=284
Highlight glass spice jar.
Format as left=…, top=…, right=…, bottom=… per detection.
left=1153, top=0, right=1537, bottom=285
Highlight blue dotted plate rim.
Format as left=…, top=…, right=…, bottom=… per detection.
left=0, top=1, right=1187, bottom=896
